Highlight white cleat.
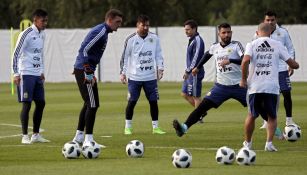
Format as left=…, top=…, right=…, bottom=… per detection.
left=82, top=140, right=106, bottom=149
left=243, top=141, right=252, bottom=149
left=73, top=138, right=84, bottom=146
left=265, top=143, right=278, bottom=152
left=21, top=135, right=32, bottom=144
left=31, top=134, right=50, bottom=143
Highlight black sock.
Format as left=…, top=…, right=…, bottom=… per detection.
left=126, top=100, right=137, bottom=120
left=77, top=103, right=87, bottom=131
left=33, top=100, right=45, bottom=133
left=149, top=100, right=158, bottom=121
left=282, top=90, right=292, bottom=117
left=85, top=107, right=98, bottom=134
left=185, top=99, right=215, bottom=128
left=20, top=102, right=31, bottom=135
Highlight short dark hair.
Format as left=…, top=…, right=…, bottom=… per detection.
left=105, top=9, right=123, bottom=20
left=184, top=19, right=198, bottom=30
left=218, top=23, right=231, bottom=31
left=137, top=14, right=150, bottom=23
left=32, top=9, right=48, bottom=18
left=264, top=10, right=277, bottom=17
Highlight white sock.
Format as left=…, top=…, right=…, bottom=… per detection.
left=125, top=120, right=132, bottom=128
left=84, top=134, right=93, bottom=142
left=265, top=141, right=272, bottom=146
left=74, top=130, right=84, bottom=140
left=152, top=120, right=158, bottom=129
left=286, top=117, right=293, bottom=125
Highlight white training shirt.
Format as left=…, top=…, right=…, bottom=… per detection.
left=253, top=25, right=295, bottom=72
left=120, top=32, right=164, bottom=81
left=245, top=37, right=291, bottom=95
left=209, top=41, right=244, bottom=85
left=12, top=24, right=45, bottom=76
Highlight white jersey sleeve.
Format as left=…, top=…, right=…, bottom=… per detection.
left=155, top=37, right=164, bottom=70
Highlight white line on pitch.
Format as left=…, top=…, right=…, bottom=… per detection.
left=100, top=136, right=112, bottom=138
left=0, top=123, right=45, bottom=139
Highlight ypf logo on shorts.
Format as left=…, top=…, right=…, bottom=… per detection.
left=23, top=92, right=28, bottom=99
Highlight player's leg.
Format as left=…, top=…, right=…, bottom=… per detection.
left=18, top=75, right=35, bottom=144
left=279, top=71, right=295, bottom=125
left=124, top=79, right=141, bottom=134
left=31, top=76, right=49, bottom=143
left=181, top=76, right=195, bottom=106
left=144, top=80, right=165, bottom=134
left=193, top=74, right=205, bottom=123
left=243, top=94, right=258, bottom=149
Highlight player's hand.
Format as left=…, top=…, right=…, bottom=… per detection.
left=240, top=79, right=247, bottom=88
left=40, top=73, right=45, bottom=83
left=288, top=67, right=294, bottom=76
left=183, top=72, right=189, bottom=80
left=13, top=76, right=21, bottom=86
left=84, top=72, right=96, bottom=86
left=192, top=68, right=199, bottom=76
left=220, top=59, right=230, bottom=68
left=120, top=74, right=127, bottom=84
left=157, top=69, right=163, bottom=80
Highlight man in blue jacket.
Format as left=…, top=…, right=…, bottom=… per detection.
left=72, top=9, right=123, bottom=147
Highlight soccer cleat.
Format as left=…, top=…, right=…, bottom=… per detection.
left=21, top=135, right=31, bottom=144
left=83, top=140, right=106, bottom=149
left=259, top=121, right=267, bottom=129
left=124, top=127, right=133, bottom=135
left=152, top=127, right=166, bottom=134
left=173, top=120, right=186, bottom=137
left=31, top=134, right=50, bottom=143
left=242, top=141, right=252, bottom=149
left=265, top=143, right=278, bottom=152
left=274, top=127, right=284, bottom=140
left=286, top=120, right=296, bottom=126
left=73, top=138, right=83, bottom=145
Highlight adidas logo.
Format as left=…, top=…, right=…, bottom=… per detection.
left=256, top=40, right=274, bottom=52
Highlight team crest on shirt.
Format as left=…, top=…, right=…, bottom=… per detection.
left=277, top=32, right=281, bottom=36
left=149, top=38, right=153, bottom=43
left=23, top=92, right=28, bottom=99
left=228, top=49, right=232, bottom=53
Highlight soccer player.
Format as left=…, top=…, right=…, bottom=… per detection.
left=241, top=23, right=299, bottom=152
left=173, top=23, right=246, bottom=137
left=72, top=9, right=123, bottom=146
left=120, top=14, right=166, bottom=135
left=12, top=9, right=50, bottom=144
left=181, top=19, right=205, bottom=123
left=258, top=11, right=297, bottom=129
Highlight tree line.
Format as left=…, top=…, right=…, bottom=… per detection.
left=1, top=0, right=306, bottom=29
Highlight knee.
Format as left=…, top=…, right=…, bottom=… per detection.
left=35, top=100, right=45, bottom=109
left=181, top=92, right=188, bottom=98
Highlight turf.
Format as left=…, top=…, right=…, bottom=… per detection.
left=0, top=82, right=306, bottom=175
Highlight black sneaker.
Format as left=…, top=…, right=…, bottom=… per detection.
left=173, top=119, right=185, bottom=137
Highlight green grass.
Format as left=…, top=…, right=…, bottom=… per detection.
left=0, top=82, right=306, bottom=175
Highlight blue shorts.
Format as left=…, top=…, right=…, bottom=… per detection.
left=279, top=71, right=291, bottom=91
left=17, top=75, right=45, bottom=102
left=204, top=83, right=247, bottom=108
left=248, top=93, right=279, bottom=120
left=182, top=73, right=204, bottom=97
left=128, top=79, right=159, bottom=101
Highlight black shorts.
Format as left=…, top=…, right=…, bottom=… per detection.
left=74, top=69, right=99, bottom=108
left=248, top=93, right=278, bottom=120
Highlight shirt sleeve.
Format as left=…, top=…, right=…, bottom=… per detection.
left=12, top=31, right=29, bottom=76
left=278, top=42, right=291, bottom=62
left=244, top=42, right=253, bottom=57
left=40, top=32, right=46, bottom=75
left=155, top=37, right=164, bottom=70
left=283, top=30, right=295, bottom=59
left=185, top=36, right=203, bottom=73
left=120, top=36, right=131, bottom=75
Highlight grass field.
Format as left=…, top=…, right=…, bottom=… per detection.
left=0, top=82, right=306, bottom=175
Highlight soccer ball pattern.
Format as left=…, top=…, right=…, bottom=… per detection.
left=284, top=124, right=302, bottom=142
left=215, top=146, right=236, bottom=165
left=82, top=141, right=101, bottom=159
left=236, top=147, right=256, bottom=165
left=62, top=141, right=81, bottom=159
left=126, top=140, right=144, bottom=158
left=172, top=149, right=192, bottom=168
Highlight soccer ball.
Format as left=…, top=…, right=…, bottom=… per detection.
left=284, top=124, right=302, bottom=142
left=81, top=141, right=101, bottom=159
left=62, top=141, right=81, bottom=159
left=125, top=140, right=144, bottom=158
left=215, top=146, right=236, bottom=165
left=172, top=149, right=192, bottom=168
left=236, top=148, right=256, bottom=165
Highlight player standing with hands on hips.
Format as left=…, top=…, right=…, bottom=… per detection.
left=72, top=9, right=123, bottom=146
left=13, top=9, right=49, bottom=144
left=240, top=23, right=299, bottom=151
left=120, top=15, right=166, bottom=135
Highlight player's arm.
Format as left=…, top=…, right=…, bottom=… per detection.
left=40, top=32, right=45, bottom=82
left=192, top=51, right=212, bottom=76
left=155, top=37, right=164, bottom=80
left=186, top=37, right=203, bottom=74
left=284, top=30, right=296, bottom=76
left=279, top=43, right=299, bottom=70
left=240, top=55, right=250, bottom=88
left=119, top=36, right=131, bottom=84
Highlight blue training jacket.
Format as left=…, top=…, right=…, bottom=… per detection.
left=185, top=32, right=205, bottom=75
left=74, top=23, right=112, bottom=71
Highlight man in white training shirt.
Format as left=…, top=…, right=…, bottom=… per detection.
left=240, top=23, right=299, bottom=152
left=12, top=9, right=50, bottom=144
left=120, top=15, right=166, bottom=135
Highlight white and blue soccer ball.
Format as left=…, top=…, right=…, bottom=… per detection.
left=236, top=147, right=256, bottom=165
left=215, top=146, right=236, bottom=165
left=81, top=141, right=101, bottom=159
left=284, top=124, right=302, bottom=142
left=126, top=140, right=144, bottom=158
left=172, top=149, right=192, bottom=168
left=62, top=141, right=81, bottom=159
